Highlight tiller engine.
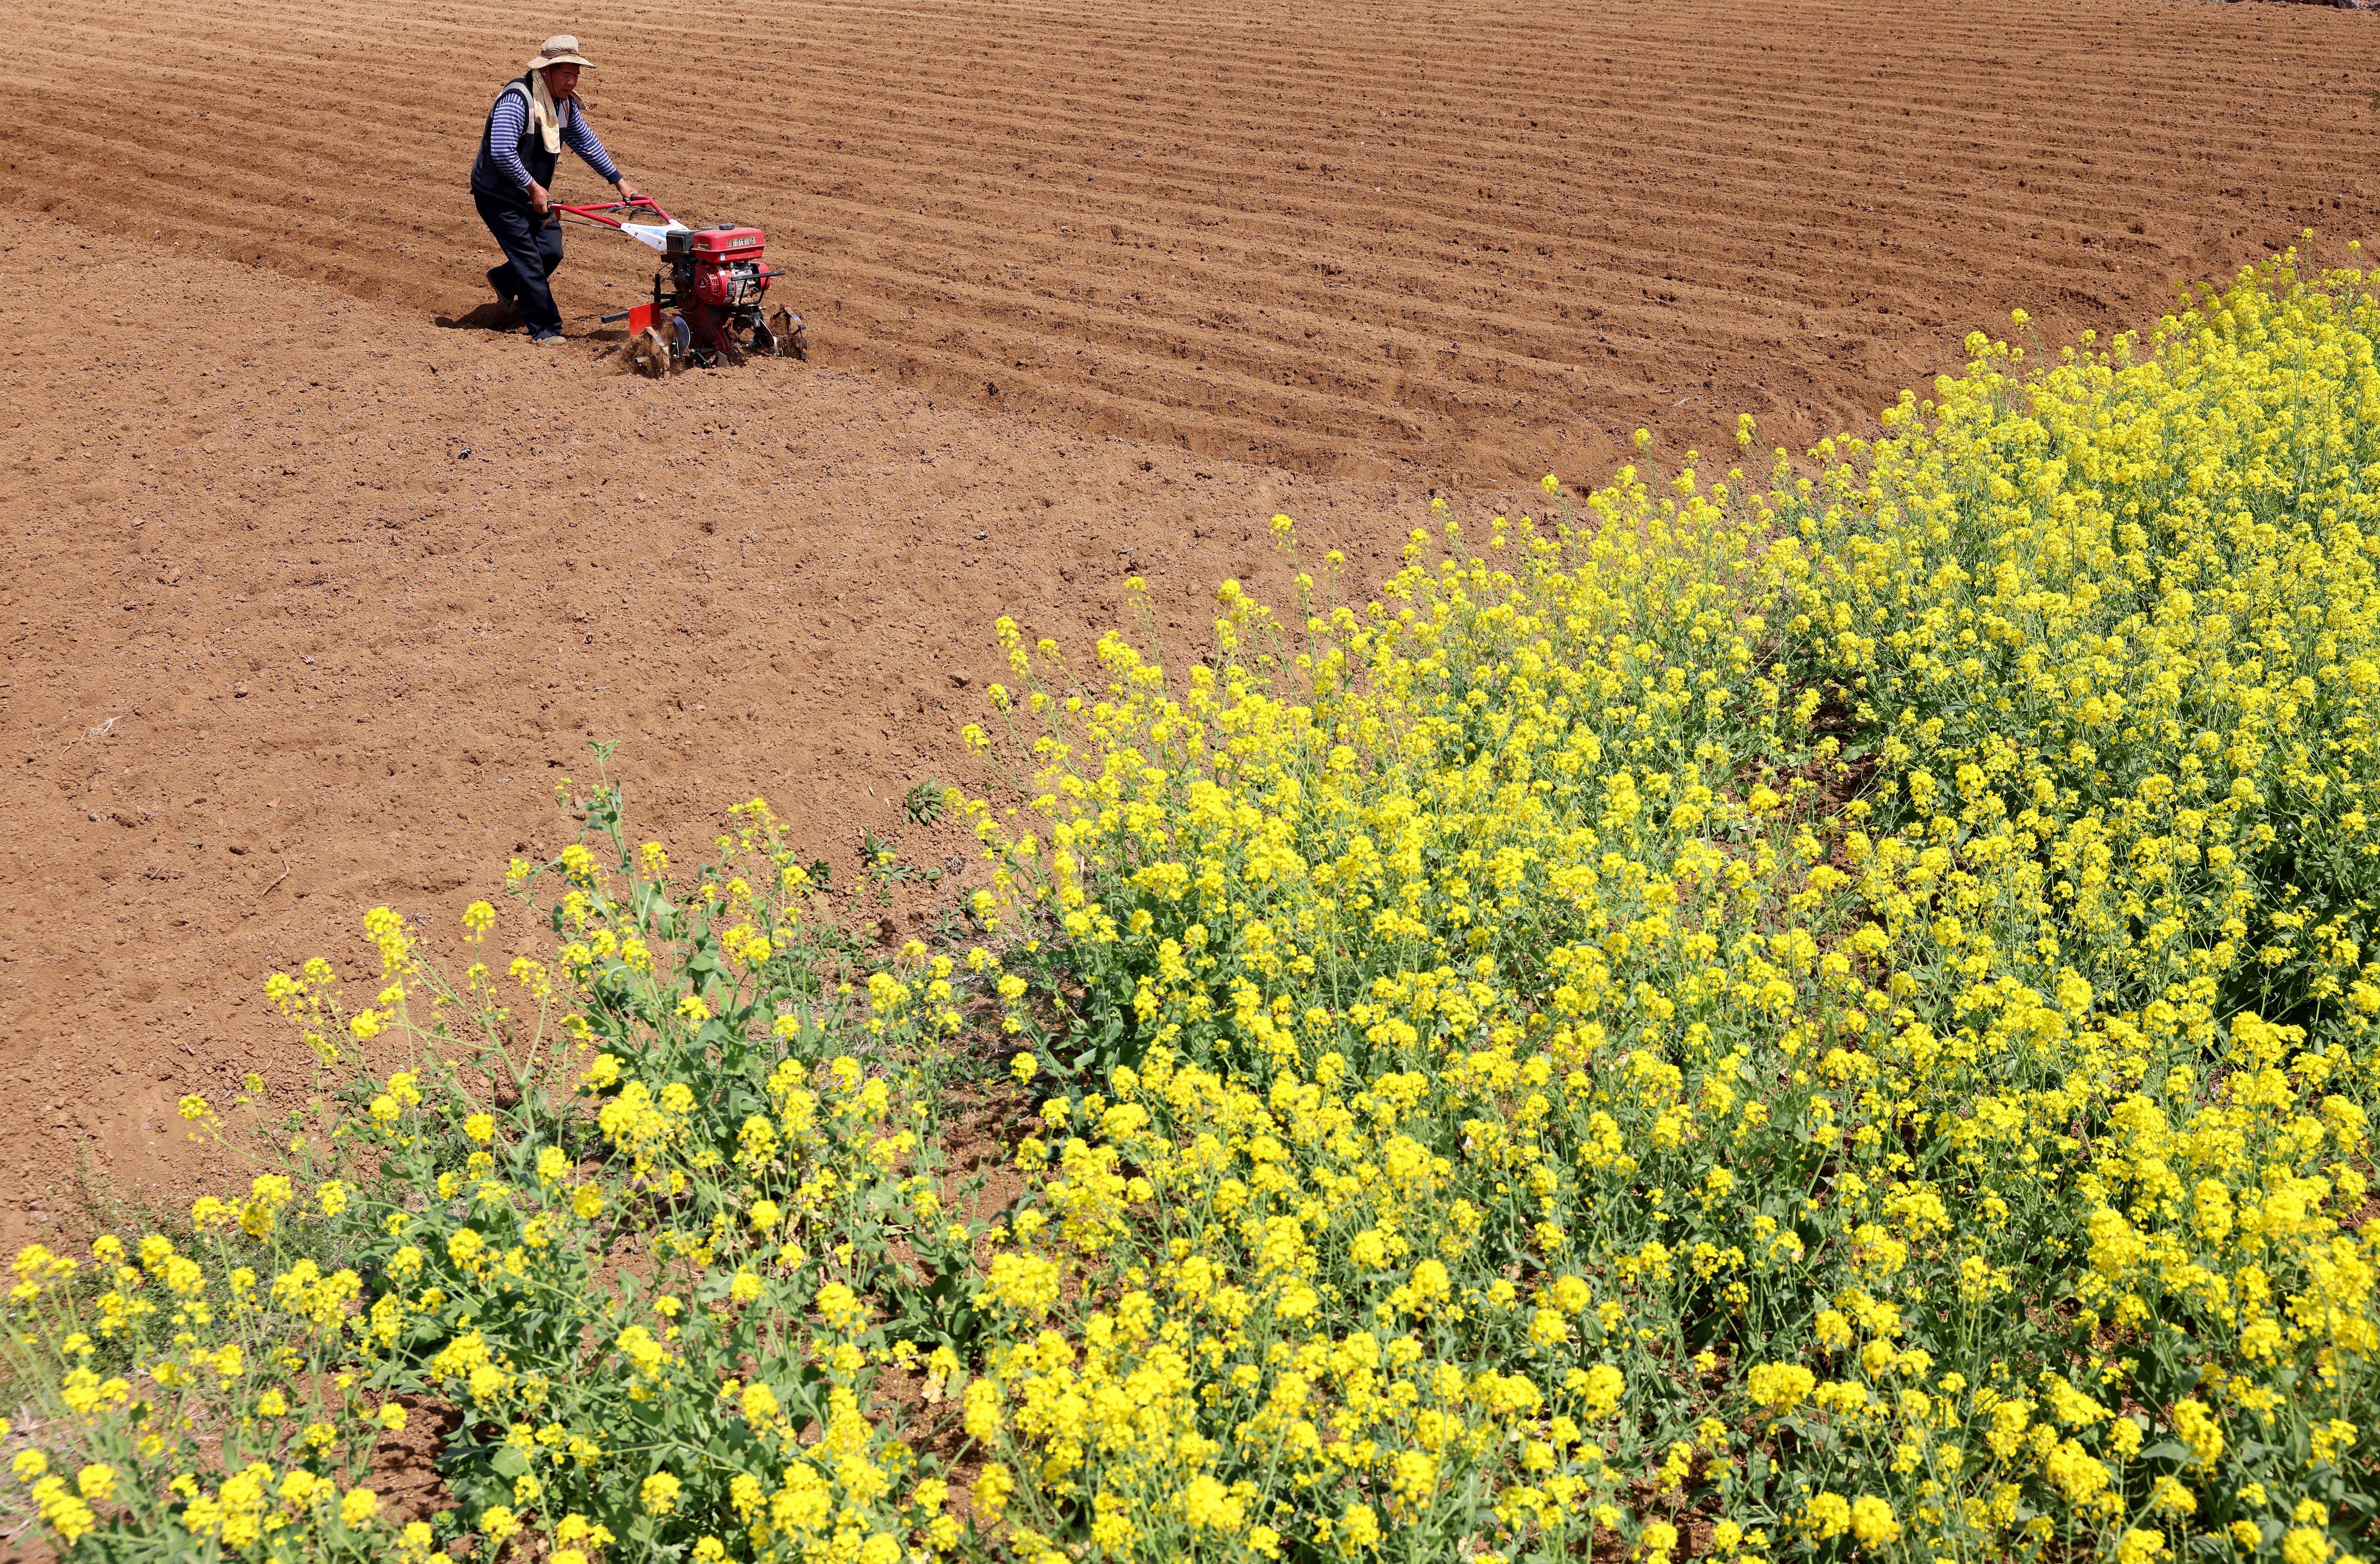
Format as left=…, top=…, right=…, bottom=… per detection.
left=557, top=196, right=807, bottom=373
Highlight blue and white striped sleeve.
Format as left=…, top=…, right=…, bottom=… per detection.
left=562, top=108, right=623, bottom=184
left=486, top=91, right=534, bottom=190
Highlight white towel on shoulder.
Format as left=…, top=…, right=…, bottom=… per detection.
left=527, top=69, right=563, bottom=156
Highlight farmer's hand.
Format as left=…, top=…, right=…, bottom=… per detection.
left=528, top=182, right=551, bottom=215
left=614, top=177, right=642, bottom=203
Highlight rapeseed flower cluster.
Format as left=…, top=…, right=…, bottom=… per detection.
left=3, top=781, right=975, bottom=1560
left=954, top=252, right=2378, bottom=1563
left=2, top=251, right=2373, bottom=1564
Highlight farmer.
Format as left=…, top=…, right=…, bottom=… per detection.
left=470, top=35, right=641, bottom=344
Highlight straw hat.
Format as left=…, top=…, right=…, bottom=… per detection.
left=528, top=34, right=593, bottom=69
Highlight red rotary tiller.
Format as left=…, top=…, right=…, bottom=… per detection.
left=555, top=195, right=807, bottom=373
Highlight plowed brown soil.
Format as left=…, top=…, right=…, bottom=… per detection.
left=2, top=0, right=2376, bottom=1245
left=8, top=0, right=2379, bottom=475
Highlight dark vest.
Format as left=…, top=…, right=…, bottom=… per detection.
left=469, top=75, right=562, bottom=207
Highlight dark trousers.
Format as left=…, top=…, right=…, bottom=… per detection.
left=475, top=191, right=565, bottom=335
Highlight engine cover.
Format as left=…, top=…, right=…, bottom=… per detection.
left=686, top=223, right=764, bottom=263
left=681, top=222, right=768, bottom=307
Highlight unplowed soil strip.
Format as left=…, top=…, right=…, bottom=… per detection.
left=3, top=0, right=2373, bottom=479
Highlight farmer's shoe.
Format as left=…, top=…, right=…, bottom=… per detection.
left=486, top=267, right=523, bottom=327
